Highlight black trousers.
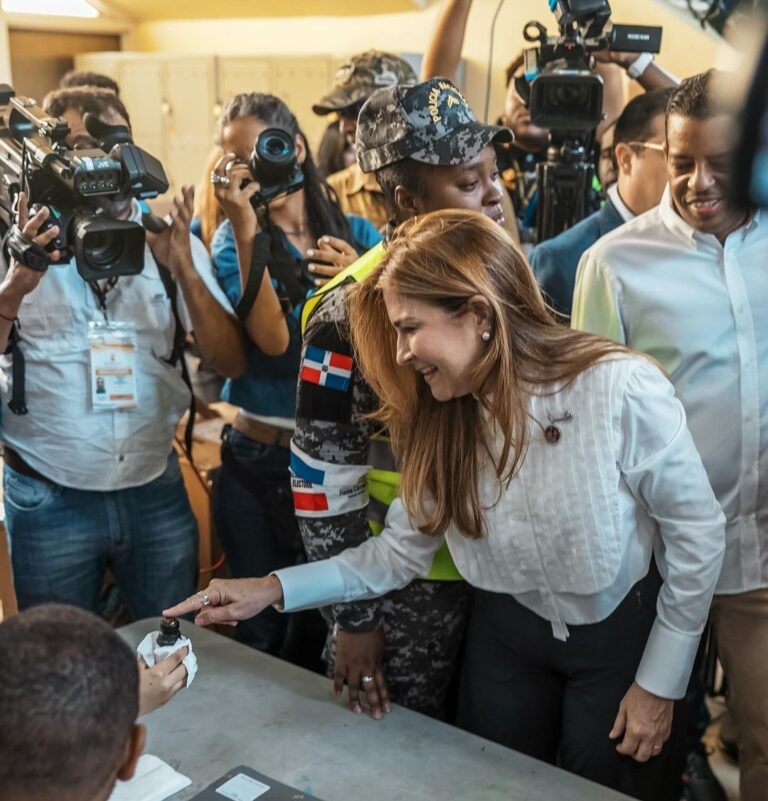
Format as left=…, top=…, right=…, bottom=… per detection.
left=456, top=564, right=686, bottom=801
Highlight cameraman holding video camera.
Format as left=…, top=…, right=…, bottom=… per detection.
left=0, top=87, right=247, bottom=618
left=423, top=0, right=678, bottom=242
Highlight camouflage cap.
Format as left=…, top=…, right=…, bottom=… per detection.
left=356, top=78, right=514, bottom=173
left=313, top=51, right=417, bottom=116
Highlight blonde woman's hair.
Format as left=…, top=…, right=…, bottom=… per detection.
left=347, top=209, right=630, bottom=540
left=194, top=146, right=225, bottom=253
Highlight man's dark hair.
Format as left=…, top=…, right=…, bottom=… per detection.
left=60, top=69, right=120, bottom=96
left=504, top=51, right=525, bottom=87
left=613, top=88, right=675, bottom=162
left=43, top=86, right=131, bottom=130
left=666, top=69, right=715, bottom=129
left=374, top=158, right=427, bottom=221
left=0, top=604, right=139, bottom=801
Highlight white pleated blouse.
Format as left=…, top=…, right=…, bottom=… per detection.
left=276, top=355, right=726, bottom=699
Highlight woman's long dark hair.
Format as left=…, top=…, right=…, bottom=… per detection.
left=215, top=92, right=355, bottom=245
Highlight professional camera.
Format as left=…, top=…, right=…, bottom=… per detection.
left=517, top=0, right=662, bottom=241
left=0, top=84, right=168, bottom=281
left=521, top=1, right=662, bottom=131
left=248, top=127, right=304, bottom=209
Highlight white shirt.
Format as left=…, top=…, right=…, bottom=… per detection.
left=572, top=186, right=768, bottom=594
left=0, top=201, right=233, bottom=491
left=276, top=356, right=725, bottom=700
left=606, top=183, right=635, bottom=224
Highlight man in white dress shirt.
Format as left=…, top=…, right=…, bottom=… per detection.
left=572, top=70, right=768, bottom=801
left=0, top=87, right=246, bottom=618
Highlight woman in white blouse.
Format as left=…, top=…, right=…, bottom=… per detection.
left=167, top=210, right=725, bottom=801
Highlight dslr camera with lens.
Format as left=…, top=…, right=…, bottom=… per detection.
left=248, top=127, right=304, bottom=209
left=516, top=0, right=662, bottom=241
left=0, top=84, right=168, bottom=281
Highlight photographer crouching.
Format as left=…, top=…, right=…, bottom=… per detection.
left=0, top=86, right=247, bottom=617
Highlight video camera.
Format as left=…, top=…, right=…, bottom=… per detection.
left=521, top=0, right=662, bottom=131
left=0, top=84, right=169, bottom=281
left=517, top=1, right=662, bottom=242
left=248, top=127, right=303, bottom=209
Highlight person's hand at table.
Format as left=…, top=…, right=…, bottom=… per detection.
left=163, top=576, right=284, bottom=626
left=609, top=681, right=674, bottom=762
left=138, top=646, right=189, bottom=716
left=334, top=627, right=391, bottom=720
left=305, top=235, right=358, bottom=287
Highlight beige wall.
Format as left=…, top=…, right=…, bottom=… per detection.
left=0, top=12, right=11, bottom=85
left=9, top=30, right=121, bottom=103
left=123, top=0, right=736, bottom=123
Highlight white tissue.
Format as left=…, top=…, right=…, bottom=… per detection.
left=136, top=631, right=198, bottom=687
left=108, top=753, right=191, bottom=801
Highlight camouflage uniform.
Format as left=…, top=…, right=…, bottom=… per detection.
left=294, top=286, right=472, bottom=719
left=293, top=79, right=513, bottom=719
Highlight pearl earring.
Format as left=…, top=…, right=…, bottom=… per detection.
left=481, top=330, right=491, bottom=342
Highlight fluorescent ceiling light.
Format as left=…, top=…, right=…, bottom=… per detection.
left=1, top=0, right=99, bottom=17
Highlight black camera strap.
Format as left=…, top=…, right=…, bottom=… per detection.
left=88, top=276, right=118, bottom=318
left=235, top=230, right=271, bottom=322
left=6, top=323, right=27, bottom=415
left=155, top=260, right=196, bottom=463
left=235, top=217, right=310, bottom=322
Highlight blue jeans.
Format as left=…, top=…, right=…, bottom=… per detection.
left=4, top=451, right=198, bottom=618
left=212, top=428, right=300, bottom=654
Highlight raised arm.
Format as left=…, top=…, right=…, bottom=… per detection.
left=211, top=156, right=289, bottom=356
left=148, top=185, right=247, bottom=378
left=422, top=0, right=473, bottom=81
left=0, top=195, right=55, bottom=352
left=594, top=49, right=680, bottom=134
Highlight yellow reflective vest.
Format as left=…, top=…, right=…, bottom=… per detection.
left=301, top=243, right=460, bottom=581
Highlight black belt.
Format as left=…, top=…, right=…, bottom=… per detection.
left=3, top=446, right=49, bottom=482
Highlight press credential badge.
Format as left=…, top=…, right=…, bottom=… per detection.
left=88, top=321, right=138, bottom=410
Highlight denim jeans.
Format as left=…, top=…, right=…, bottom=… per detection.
left=212, top=429, right=299, bottom=654
left=4, top=450, right=198, bottom=619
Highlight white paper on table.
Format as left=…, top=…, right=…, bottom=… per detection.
left=108, top=753, right=191, bottom=801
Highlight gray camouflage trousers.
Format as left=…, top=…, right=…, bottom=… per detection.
left=322, top=579, right=473, bottom=720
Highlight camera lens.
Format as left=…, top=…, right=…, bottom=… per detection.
left=548, top=82, right=589, bottom=110
left=263, top=134, right=291, bottom=159
left=83, top=229, right=124, bottom=269
left=250, top=127, right=299, bottom=191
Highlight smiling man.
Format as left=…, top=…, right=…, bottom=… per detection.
left=571, top=70, right=768, bottom=801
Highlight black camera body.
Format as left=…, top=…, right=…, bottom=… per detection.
left=517, top=1, right=661, bottom=242
left=248, top=127, right=304, bottom=209
left=0, top=84, right=169, bottom=281
left=522, top=0, right=662, bottom=132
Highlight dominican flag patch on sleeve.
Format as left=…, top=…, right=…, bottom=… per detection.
left=300, top=346, right=353, bottom=392
left=290, top=442, right=369, bottom=518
